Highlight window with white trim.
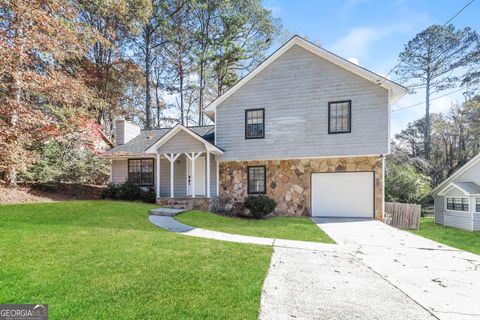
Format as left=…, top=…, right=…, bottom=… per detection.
left=446, top=197, right=469, bottom=212
left=476, top=198, right=480, bottom=213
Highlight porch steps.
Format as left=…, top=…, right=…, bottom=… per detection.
left=157, top=198, right=194, bottom=211
left=156, top=197, right=217, bottom=211
left=149, top=208, right=186, bottom=217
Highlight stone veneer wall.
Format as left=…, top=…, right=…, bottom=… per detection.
left=157, top=197, right=220, bottom=212
left=219, top=156, right=384, bottom=220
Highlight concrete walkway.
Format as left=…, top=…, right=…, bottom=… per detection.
left=148, top=215, right=342, bottom=251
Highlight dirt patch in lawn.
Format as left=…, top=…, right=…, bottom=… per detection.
left=0, top=183, right=104, bottom=205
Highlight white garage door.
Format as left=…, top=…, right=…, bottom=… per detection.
left=311, top=172, right=374, bottom=218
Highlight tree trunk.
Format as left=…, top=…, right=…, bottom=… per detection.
left=155, top=84, right=161, bottom=127
left=7, top=16, right=24, bottom=188
left=145, top=26, right=152, bottom=129
left=424, top=76, right=430, bottom=160
left=180, top=69, right=184, bottom=125
left=198, top=61, right=204, bottom=126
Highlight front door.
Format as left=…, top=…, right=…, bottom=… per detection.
left=187, top=157, right=206, bottom=196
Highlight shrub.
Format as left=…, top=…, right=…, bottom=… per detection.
left=101, top=183, right=118, bottom=199
left=140, top=188, right=156, bottom=203
left=115, top=181, right=142, bottom=200
left=385, top=160, right=431, bottom=204
left=101, top=181, right=155, bottom=203
left=243, top=195, right=277, bottom=219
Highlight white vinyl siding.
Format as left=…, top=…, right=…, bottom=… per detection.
left=456, top=160, right=480, bottom=183
left=216, top=45, right=389, bottom=161
left=434, top=195, right=444, bottom=225
left=442, top=187, right=473, bottom=230
left=474, top=212, right=480, bottom=231
left=158, top=130, right=205, bottom=154
left=444, top=211, right=473, bottom=231
left=111, top=160, right=128, bottom=184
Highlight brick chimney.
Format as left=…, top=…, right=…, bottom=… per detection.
left=115, top=118, right=141, bottom=146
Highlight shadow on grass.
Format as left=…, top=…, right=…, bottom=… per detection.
left=0, top=200, right=158, bottom=232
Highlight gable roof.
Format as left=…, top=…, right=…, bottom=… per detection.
left=105, top=125, right=216, bottom=157
left=203, top=35, right=408, bottom=120
left=144, top=123, right=223, bottom=154
left=453, top=182, right=480, bottom=195
left=438, top=181, right=480, bottom=196
left=433, top=152, right=480, bottom=195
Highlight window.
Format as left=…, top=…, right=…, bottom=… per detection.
left=477, top=198, right=480, bottom=213
left=248, top=166, right=266, bottom=194
left=128, top=159, right=154, bottom=187
left=245, top=109, right=264, bottom=139
left=446, top=197, right=469, bottom=212
left=328, top=100, right=351, bottom=134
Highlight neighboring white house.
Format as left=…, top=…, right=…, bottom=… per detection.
left=105, top=35, right=407, bottom=219
left=432, top=153, right=480, bottom=231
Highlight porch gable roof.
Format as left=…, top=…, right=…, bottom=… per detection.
left=144, top=124, right=223, bottom=154
left=105, top=124, right=220, bottom=157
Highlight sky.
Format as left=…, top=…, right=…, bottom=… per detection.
left=263, top=0, right=480, bottom=134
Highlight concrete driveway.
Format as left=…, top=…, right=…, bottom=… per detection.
left=260, top=247, right=435, bottom=320
left=313, top=218, right=480, bottom=320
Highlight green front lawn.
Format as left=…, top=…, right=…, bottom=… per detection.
left=0, top=201, right=272, bottom=319
left=411, top=217, right=480, bottom=255
left=175, top=210, right=335, bottom=243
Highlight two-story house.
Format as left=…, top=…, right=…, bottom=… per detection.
left=105, top=36, right=407, bottom=219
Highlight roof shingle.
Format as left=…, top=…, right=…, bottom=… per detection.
left=106, top=125, right=215, bottom=156
left=452, top=182, right=480, bottom=195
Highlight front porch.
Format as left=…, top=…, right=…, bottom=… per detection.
left=109, top=125, right=223, bottom=209
left=146, top=125, right=224, bottom=210
left=154, top=152, right=220, bottom=198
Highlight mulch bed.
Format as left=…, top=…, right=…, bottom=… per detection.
left=0, top=183, right=104, bottom=205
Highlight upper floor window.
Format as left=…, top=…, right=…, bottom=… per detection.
left=128, top=159, right=154, bottom=187
left=245, top=108, right=264, bottom=139
left=248, top=166, right=266, bottom=194
left=328, top=100, right=351, bottom=134
left=446, top=197, right=469, bottom=212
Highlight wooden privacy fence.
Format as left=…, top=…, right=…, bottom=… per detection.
left=384, top=202, right=421, bottom=230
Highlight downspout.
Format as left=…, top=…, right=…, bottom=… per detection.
left=381, top=154, right=385, bottom=220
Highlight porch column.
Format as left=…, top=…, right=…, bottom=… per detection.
left=156, top=152, right=160, bottom=198
left=216, top=160, right=219, bottom=197
left=206, top=151, right=211, bottom=197
left=164, top=153, right=180, bottom=197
